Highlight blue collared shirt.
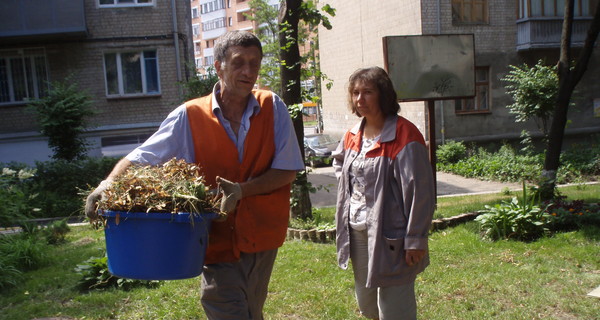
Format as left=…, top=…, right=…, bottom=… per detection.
left=126, top=83, right=304, bottom=171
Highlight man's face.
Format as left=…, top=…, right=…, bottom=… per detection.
left=215, top=45, right=262, bottom=100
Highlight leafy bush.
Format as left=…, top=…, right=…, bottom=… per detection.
left=75, top=255, right=161, bottom=291
left=27, top=78, right=95, bottom=161
left=42, top=219, right=71, bottom=245
left=0, top=234, right=51, bottom=271
left=1, top=157, right=120, bottom=220
left=475, top=184, right=550, bottom=241
left=0, top=256, right=22, bottom=290
left=289, top=207, right=335, bottom=230
left=437, top=140, right=599, bottom=184
left=436, top=140, right=467, bottom=165
left=0, top=168, right=38, bottom=227
left=544, top=198, right=600, bottom=232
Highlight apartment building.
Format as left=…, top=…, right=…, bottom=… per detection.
left=0, top=0, right=194, bottom=164
left=190, top=0, right=280, bottom=74
left=318, top=0, right=600, bottom=147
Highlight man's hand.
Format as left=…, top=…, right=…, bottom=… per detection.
left=216, top=176, right=242, bottom=214
left=85, top=180, right=112, bottom=220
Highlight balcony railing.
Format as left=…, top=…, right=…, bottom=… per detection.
left=0, top=0, right=86, bottom=42
left=516, top=17, right=592, bottom=51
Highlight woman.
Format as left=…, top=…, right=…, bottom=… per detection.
left=332, top=67, right=435, bottom=320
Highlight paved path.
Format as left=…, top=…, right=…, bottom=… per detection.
left=307, top=166, right=523, bottom=208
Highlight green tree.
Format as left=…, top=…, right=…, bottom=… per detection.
left=540, top=0, right=600, bottom=199
left=503, top=60, right=558, bottom=139
left=28, top=79, right=95, bottom=161
left=180, top=65, right=219, bottom=101
left=279, top=0, right=335, bottom=220
left=247, top=0, right=282, bottom=94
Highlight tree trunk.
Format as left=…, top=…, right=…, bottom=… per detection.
left=279, top=0, right=313, bottom=220
left=540, top=0, right=600, bottom=200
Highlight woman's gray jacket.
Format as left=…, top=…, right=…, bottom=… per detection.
left=333, top=115, right=435, bottom=288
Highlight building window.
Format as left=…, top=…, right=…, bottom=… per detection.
left=104, top=50, right=160, bottom=97
left=201, top=0, right=225, bottom=14
left=193, top=24, right=200, bottom=37
left=98, top=0, right=154, bottom=7
left=0, top=48, right=48, bottom=105
left=452, top=0, right=488, bottom=24
left=192, top=7, right=199, bottom=19
left=519, top=0, right=598, bottom=18
left=204, top=56, right=214, bottom=67
left=455, top=67, right=490, bottom=113
left=202, top=17, right=227, bottom=32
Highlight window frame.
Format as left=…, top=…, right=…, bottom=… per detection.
left=452, top=0, right=489, bottom=25
left=0, top=48, right=49, bottom=106
left=98, top=0, right=154, bottom=8
left=518, top=0, right=599, bottom=18
left=103, top=49, right=161, bottom=98
left=455, top=66, right=491, bottom=114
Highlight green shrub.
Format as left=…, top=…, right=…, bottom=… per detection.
left=436, top=140, right=467, bottom=164
left=75, top=255, right=161, bottom=291
left=545, top=198, right=600, bottom=232
left=0, top=256, right=22, bottom=290
left=289, top=207, right=335, bottom=230
left=475, top=183, right=550, bottom=241
left=0, top=234, right=51, bottom=271
left=0, top=168, right=38, bottom=227
left=42, top=219, right=71, bottom=245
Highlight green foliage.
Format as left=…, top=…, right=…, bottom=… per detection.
left=0, top=168, right=38, bottom=227
left=436, top=140, right=467, bottom=164
left=75, top=255, right=161, bottom=291
left=502, top=60, right=558, bottom=138
left=42, top=219, right=71, bottom=245
left=0, top=256, right=22, bottom=290
left=2, top=157, right=120, bottom=220
left=289, top=207, right=335, bottom=230
left=475, top=183, right=550, bottom=241
left=247, top=0, right=282, bottom=94
left=437, top=140, right=599, bottom=184
left=180, top=65, right=219, bottom=101
left=0, top=233, right=51, bottom=272
left=545, top=198, right=600, bottom=232
left=28, top=78, right=95, bottom=161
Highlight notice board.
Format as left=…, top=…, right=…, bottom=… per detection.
left=383, top=34, right=475, bottom=101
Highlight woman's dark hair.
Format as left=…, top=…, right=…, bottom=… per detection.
left=347, top=66, right=399, bottom=117
left=214, top=30, right=263, bottom=62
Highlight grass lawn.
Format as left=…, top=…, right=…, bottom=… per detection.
left=0, top=184, right=598, bottom=319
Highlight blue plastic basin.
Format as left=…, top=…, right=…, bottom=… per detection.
left=101, top=210, right=218, bottom=280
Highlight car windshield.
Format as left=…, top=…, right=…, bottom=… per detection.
left=307, top=135, right=336, bottom=147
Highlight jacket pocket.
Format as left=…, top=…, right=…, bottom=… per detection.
left=376, top=237, right=406, bottom=276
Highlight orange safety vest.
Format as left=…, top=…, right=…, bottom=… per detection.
left=186, top=90, right=291, bottom=264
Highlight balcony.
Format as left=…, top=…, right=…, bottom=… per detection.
left=0, top=0, right=87, bottom=44
left=516, top=17, right=593, bottom=51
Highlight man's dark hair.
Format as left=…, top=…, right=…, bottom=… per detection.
left=214, top=30, right=263, bottom=62
left=347, top=66, right=400, bottom=117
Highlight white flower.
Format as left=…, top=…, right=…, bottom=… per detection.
left=2, top=168, right=17, bottom=176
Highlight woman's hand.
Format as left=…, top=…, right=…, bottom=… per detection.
left=405, top=249, right=426, bottom=266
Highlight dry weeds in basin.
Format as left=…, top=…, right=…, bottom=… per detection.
left=96, top=158, right=221, bottom=217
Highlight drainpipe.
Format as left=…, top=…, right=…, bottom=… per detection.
left=171, top=0, right=183, bottom=93
left=437, top=0, right=446, bottom=144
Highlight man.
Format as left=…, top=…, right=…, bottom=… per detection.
left=85, top=30, right=304, bottom=319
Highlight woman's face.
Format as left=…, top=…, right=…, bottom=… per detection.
left=352, top=80, right=383, bottom=120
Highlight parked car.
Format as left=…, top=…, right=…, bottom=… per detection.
left=304, top=133, right=339, bottom=167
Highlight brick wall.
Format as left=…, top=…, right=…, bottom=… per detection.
left=319, top=0, right=426, bottom=138
left=0, top=0, right=195, bottom=163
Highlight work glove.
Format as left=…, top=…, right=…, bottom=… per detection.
left=85, top=179, right=112, bottom=220
left=216, top=176, right=242, bottom=214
